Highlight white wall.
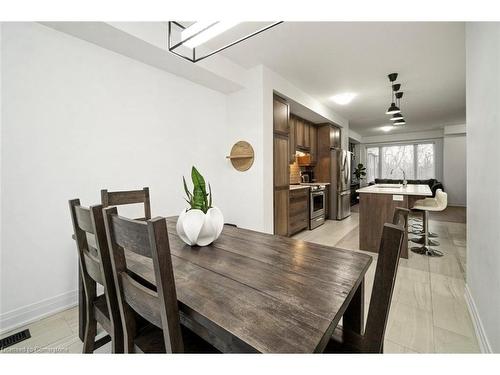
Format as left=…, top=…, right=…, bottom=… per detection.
left=465, top=22, right=500, bottom=353
left=0, top=22, right=260, bottom=331
left=0, top=22, right=349, bottom=333
left=443, top=126, right=467, bottom=206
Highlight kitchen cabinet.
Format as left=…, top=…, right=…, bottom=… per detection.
left=289, top=188, right=309, bottom=235
left=295, top=116, right=311, bottom=150
left=273, top=96, right=289, bottom=134
left=273, top=95, right=290, bottom=236
left=288, top=116, right=296, bottom=164
left=274, top=135, right=289, bottom=187
left=310, top=125, right=317, bottom=164
left=318, top=124, right=341, bottom=149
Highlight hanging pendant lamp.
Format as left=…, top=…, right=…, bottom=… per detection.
left=385, top=75, right=401, bottom=114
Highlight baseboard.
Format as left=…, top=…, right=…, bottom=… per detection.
left=0, top=290, right=78, bottom=335
left=464, top=284, right=493, bottom=353
left=448, top=203, right=466, bottom=207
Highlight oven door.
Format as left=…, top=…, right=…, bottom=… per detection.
left=310, top=191, right=325, bottom=219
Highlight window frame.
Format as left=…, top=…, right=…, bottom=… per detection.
left=366, top=141, right=436, bottom=181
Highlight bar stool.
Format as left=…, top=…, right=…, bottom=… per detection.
left=410, top=189, right=448, bottom=257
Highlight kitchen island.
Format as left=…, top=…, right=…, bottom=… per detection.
left=356, top=184, right=432, bottom=258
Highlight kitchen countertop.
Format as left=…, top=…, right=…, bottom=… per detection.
left=290, top=185, right=310, bottom=191
left=356, top=184, right=432, bottom=196
left=299, top=182, right=330, bottom=186
left=289, top=182, right=330, bottom=191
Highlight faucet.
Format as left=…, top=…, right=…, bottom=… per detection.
left=391, top=167, right=407, bottom=187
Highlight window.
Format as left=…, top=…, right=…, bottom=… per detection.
left=366, top=142, right=435, bottom=182
left=366, top=147, right=379, bottom=183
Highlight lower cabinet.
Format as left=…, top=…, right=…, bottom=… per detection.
left=289, top=188, right=309, bottom=235
left=274, top=189, right=289, bottom=236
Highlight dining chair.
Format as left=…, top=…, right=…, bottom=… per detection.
left=101, top=187, right=151, bottom=221
left=323, top=223, right=405, bottom=353
left=392, top=207, right=410, bottom=229
left=68, top=199, right=123, bottom=353
left=103, top=207, right=218, bottom=353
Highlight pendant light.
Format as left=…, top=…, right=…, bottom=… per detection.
left=385, top=74, right=401, bottom=115
left=390, top=113, right=404, bottom=121
left=392, top=92, right=405, bottom=125
left=390, top=92, right=404, bottom=121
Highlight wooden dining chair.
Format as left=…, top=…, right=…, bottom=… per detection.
left=323, top=223, right=405, bottom=353
left=101, top=187, right=151, bottom=220
left=103, top=207, right=218, bottom=353
left=68, top=199, right=123, bottom=353
left=392, top=207, right=410, bottom=229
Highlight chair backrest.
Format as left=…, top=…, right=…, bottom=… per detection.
left=364, top=223, right=405, bottom=353
left=392, top=207, right=410, bottom=229
left=68, top=200, right=121, bottom=335
left=103, top=206, right=183, bottom=353
left=435, top=189, right=448, bottom=209
left=101, top=187, right=151, bottom=220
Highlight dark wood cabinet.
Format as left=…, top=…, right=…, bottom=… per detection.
left=295, top=117, right=311, bottom=150
left=310, top=125, right=317, bottom=164
left=289, top=188, right=309, bottom=235
left=273, top=135, right=289, bottom=187
left=317, top=124, right=341, bottom=150
left=273, top=95, right=290, bottom=236
left=288, top=116, right=296, bottom=164
left=273, top=96, right=289, bottom=134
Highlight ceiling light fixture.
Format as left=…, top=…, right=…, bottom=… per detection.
left=168, top=21, right=283, bottom=63
left=330, top=93, right=357, bottom=105
left=393, top=119, right=406, bottom=125
left=390, top=112, right=404, bottom=121
left=181, top=21, right=240, bottom=49
left=386, top=102, right=400, bottom=115
left=385, top=74, right=401, bottom=115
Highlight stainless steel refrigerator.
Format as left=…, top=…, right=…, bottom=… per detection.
left=330, top=148, right=352, bottom=220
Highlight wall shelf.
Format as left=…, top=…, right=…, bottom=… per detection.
left=226, top=141, right=254, bottom=171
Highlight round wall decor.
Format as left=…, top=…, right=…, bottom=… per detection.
left=226, top=141, right=254, bottom=172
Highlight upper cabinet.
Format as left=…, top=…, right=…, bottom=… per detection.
left=273, top=96, right=289, bottom=134
left=295, top=117, right=311, bottom=150
left=288, top=116, right=296, bottom=164
left=317, top=124, right=341, bottom=149
left=310, top=125, right=318, bottom=164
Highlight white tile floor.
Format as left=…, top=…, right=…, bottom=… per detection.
left=0, top=206, right=479, bottom=353
left=293, top=206, right=479, bottom=353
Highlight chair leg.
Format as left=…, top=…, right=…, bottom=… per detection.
left=112, top=326, right=124, bottom=354
left=82, top=310, right=97, bottom=353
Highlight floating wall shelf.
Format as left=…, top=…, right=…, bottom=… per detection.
left=226, top=141, right=254, bottom=171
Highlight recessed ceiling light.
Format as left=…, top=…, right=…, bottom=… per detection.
left=330, top=93, right=357, bottom=105
left=381, top=125, right=393, bottom=132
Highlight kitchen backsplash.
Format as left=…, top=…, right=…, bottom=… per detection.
left=290, top=159, right=301, bottom=184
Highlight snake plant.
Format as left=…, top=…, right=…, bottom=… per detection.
left=183, top=166, right=212, bottom=213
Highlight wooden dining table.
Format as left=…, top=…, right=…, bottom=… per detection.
left=77, top=217, right=372, bottom=353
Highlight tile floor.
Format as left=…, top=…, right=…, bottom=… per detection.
left=0, top=206, right=479, bottom=353
left=293, top=205, right=479, bottom=353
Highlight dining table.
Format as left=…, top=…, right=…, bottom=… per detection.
left=77, top=217, right=372, bottom=353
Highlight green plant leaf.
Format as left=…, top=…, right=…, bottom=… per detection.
left=208, top=183, right=212, bottom=208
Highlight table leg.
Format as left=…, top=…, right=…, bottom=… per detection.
left=78, top=266, right=86, bottom=342
left=343, top=278, right=365, bottom=335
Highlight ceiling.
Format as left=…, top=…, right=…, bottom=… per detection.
left=217, top=22, right=465, bottom=137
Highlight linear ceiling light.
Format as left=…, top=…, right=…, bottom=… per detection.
left=181, top=21, right=240, bottom=49
left=168, top=21, right=283, bottom=63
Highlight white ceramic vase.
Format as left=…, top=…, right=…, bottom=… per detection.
left=176, top=207, right=224, bottom=246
